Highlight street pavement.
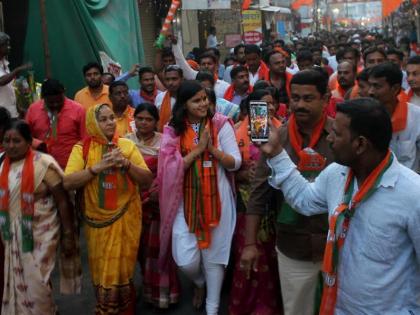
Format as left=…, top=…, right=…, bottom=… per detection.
left=52, top=230, right=230, bottom=314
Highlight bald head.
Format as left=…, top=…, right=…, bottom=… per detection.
left=338, top=61, right=357, bottom=90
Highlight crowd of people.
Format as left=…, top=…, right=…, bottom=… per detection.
left=0, top=26, right=419, bottom=315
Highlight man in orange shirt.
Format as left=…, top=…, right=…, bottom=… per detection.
left=74, top=62, right=111, bottom=110
left=331, top=61, right=357, bottom=99
left=108, top=81, right=135, bottom=137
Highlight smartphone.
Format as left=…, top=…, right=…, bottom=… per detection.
left=249, top=101, right=269, bottom=142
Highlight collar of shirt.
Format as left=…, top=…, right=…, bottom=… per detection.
left=84, top=84, right=108, bottom=99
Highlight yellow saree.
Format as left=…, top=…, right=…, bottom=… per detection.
left=65, top=105, right=149, bottom=314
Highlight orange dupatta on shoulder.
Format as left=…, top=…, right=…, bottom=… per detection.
left=392, top=98, right=408, bottom=133
left=158, top=92, right=172, bottom=132
left=0, top=149, right=35, bottom=252
left=181, top=119, right=221, bottom=249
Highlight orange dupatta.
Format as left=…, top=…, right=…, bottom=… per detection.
left=320, top=150, right=393, bottom=315
left=288, top=113, right=327, bottom=172
left=257, top=61, right=270, bottom=81
left=0, top=149, right=35, bottom=252
left=224, top=85, right=253, bottom=102
left=158, top=92, right=172, bottom=132
left=392, top=98, right=408, bottom=133
left=181, top=119, right=221, bottom=249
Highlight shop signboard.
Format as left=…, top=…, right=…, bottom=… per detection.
left=242, top=10, right=263, bottom=45
left=182, top=0, right=230, bottom=10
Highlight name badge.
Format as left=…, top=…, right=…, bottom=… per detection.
left=203, top=161, right=213, bottom=168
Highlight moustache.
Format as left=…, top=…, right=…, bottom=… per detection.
left=294, top=108, right=311, bottom=114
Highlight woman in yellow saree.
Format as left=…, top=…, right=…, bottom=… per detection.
left=64, top=103, right=153, bottom=314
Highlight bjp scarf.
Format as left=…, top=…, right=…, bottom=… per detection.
left=257, top=61, right=270, bottom=81
left=224, top=84, right=253, bottom=102
left=140, top=87, right=158, bottom=104
left=392, top=98, right=408, bottom=133
left=0, top=149, right=35, bottom=252
left=86, top=105, right=124, bottom=210
left=158, top=92, right=172, bottom=132
left=278, top=114, right=327, bottom=225
left=320, top=150, right=393, bottom=315
left=181, top=118, right=221, bottom=249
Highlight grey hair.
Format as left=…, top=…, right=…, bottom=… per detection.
left=0, top=32, right=10, bottom=46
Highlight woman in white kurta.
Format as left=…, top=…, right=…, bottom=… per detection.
left=158, top=80, right=241, bottom=315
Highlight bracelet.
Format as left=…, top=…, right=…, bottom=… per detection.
left=88, top=167, right=98, bottom=176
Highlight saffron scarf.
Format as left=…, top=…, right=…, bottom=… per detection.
left=257, top=61, right=270, bottom=81
left=319, top=150, right=393, bottom=315
left=140, top=87, right=158, bottom=104
left=158, top=92, right=172, bottom=132
left=224, top=84, right=253, bottom=102
left=0, top=149, right=35, bottom=252
left=181, top=118, right=221, bottom=249
left=392, top=98, right=408, bottom=133
left=86, top=105, right=122, bottom=210
left=279, top=114, right=327, bottom=225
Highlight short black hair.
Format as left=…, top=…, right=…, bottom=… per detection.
left=134, top=102, right=159, bottom=122
left=296, top=50, right=313, bottom=63
left=253, top=80, right=271, bottom=91
left=337, top=98, right=392, bottom=153
left=234, top=44, right=246, bottom=55
left=206, top=47, right=221, bottom=59
left=357, top=68, right=371, bottom=82
left=41, top=79, right=65, bottom=98
left=264, top=49, right=285, bottom=65
left=82, top=62, right=103, bottom=75
left=369, top=62, right=402, bottom=86
left=290, top=69, right=328, bottom=96
left=138, top=66, right=154, bottom=80
left=386, top=48, right=404, bottom=61
left=164, top=65, right=183, bottom=77
left=407, top=55, right=420, bottom=65
left=3, top=119, right=33, bottom=144
left=198, top=52, right=217, bottom=64
left=230, top=65, right=248, bottom=80
left=363, top=46, right=387, bottom=63
left=244, top=44, right=261, bottom=56
left=109, top=80, right=128, bottom=95
left=162, top=48, right=175, bottom=60
left=0, top=106, right=11, bottom=132
left=196, top=71, right=215, bottom=86
left=338, top=46, right=361, bottom=63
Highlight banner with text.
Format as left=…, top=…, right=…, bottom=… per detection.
left=242, top=10, right=262, bottom=45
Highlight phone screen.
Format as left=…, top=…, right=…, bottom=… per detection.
left=249, top=101, right=269, bottom=142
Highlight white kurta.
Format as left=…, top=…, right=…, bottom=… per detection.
left=172, top=123, right=241, bottom=266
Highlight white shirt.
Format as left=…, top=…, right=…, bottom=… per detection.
left=206, top=34, right=218, bottom=49
left=0, top=58, right=17, bottom=117
left=172, top=43, right=229, bottom=98
left=267, top=150, right=420, bottom=315
left=223, top=64, right=234, bottom=83
left=155, top=91, right=175, bottom=110
left=391, top=102, right=420, bottom=171
left=249, top=69, right=260, bottom=86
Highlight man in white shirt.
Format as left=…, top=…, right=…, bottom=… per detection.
left=0, top=32, right=31, bottom=117
left=206, top=27, right=218, bottom=49
left=244, top=44, right=269, bottom=85
left=253, top=98, right=420, bottom=314
left=223, top=44, right=246, bottom=83
left=368, top=62, right=420, bottom=172
left=171, top=38, right=229, bottom=99
left=406, top=55, right=420, bottom=106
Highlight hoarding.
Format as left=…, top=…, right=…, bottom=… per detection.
left=242, top=10, right=263, bottom=45
left=182, top=0, right=231, bottom=10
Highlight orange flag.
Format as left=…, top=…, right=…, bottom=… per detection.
left=242, top=0, right=252, bottom=10
left=382, top=0, right=402, bottom=17
left=291, top=0, right=313, bottom=10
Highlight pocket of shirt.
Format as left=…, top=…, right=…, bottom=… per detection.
left=396, top=140, right=415, bottom=164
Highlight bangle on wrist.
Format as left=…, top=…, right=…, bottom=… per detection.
left=88, top=166, right=98, bottom=176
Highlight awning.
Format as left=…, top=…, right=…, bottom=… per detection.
left=262, top=6, right=292, bottom=14
left=250, top=5, right=292, bottom=14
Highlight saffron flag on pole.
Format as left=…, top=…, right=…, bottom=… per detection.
left=381, top=0, right=402, bottom=17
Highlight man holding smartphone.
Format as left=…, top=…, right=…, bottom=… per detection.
left=240, top=69, right=334, bottom=315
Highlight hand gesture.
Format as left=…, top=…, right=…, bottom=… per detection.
left=111, top=148, right=126, bottom=168
left=239, top=244, right=259, bottom=280
left=14, top=62, right=32, bottom=74
left=255, top=120, right=284, bottom=158
left=197, top=128, right=210, bottom=153
left=129, top=64, right=140, bottom=77
left=167, top=33, right=178, bottom=45
left=92, top=152, right=116, bottom=173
